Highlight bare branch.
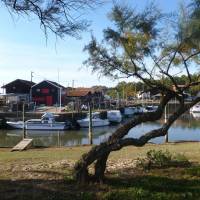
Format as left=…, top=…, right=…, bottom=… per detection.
left=2, top=0, right=104, bottom=38
left=178, top=51, right=192, bottom=82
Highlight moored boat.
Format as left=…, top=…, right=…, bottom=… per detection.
left=124, top=107, right=137, bottom=117
left=77, top=112, right=110, bottom=128
left=190, top=104, right=200, bottom=113
left=191, top=112, right=200, bottom=119
left=107, top=110, right=122, bottom=123
left=124, top=106, right=143, bottom=117
left=143, top=105, right=158, bottom=113
left=6, top=112, right=71, bottom=130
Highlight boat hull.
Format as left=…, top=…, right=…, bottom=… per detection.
left=77, top=119, right=110, bottom=128
left=107, top=110, right=122, bottom=123
left=190, top=104, right=200, bottom=113
left=7, top=122, right=70, bottom=130
left=124, top=107, right=143, bottom=117
left=7, top=121, right=24, bottom=129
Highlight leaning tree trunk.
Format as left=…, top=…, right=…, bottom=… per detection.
left=94, top=152, right=109, bottom=183
left=74, top=95, right=200, bottom=184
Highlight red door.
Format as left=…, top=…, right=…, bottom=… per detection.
left=46, top=96, right=53, bottom=106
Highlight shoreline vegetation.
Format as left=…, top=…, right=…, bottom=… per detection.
left=1, top=142, right=200, bottom=199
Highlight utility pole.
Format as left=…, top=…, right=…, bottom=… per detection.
left=88, top=102, right=93, bottom=145
left=31, top=72, right=33, bottom=82
left=59, top=87, right=62, bottom=112
left=22, top=102, right=26, bottom=139
left=123, top=86, right=125, bottom=105
left=57, top=68, right=60, bottom=83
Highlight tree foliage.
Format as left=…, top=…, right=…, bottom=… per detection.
left=74, top=1, right=200, bottom=184
left=1, top=0, right=103, bottom=38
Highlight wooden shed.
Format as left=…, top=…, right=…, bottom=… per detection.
left=31, top=80, right=65, bottom=106
left=1, top=79, right=34, bottom=94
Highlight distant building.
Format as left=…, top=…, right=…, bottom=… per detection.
left=137, top=91, right=151, bottom=99
left=65, top=87, right=104, bottom=110
left=31, top=80, right=65, bottom=106
left=137, top=88, right=161, bottom=100
left=172, top=84, right=187, bottom=92
left=2, top=79, right=34, bottom=94
left=1, top=79, right=35, bottom=104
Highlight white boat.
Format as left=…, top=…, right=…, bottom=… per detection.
left=190, top=104, right=200, bottom=113
left=136, top=106, right=144, bottom=114
left=124, top=106, right=143, bottom=117
left=7, top=121, right=24, bottom=129
left=143, top=105, right=158, bottom=113
left=191, top=112, right=200, bottom=118
left=77, top=112, right=110, bottom=128
left=124, top=107, right=137, bottom=117
left=107, top=110, right=122, bottom=123
left=7, top=113, right=71, bottom=130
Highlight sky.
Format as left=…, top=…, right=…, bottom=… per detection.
left=0, top=0, right=190, bottom=93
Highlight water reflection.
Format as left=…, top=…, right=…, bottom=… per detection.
left=0, top=114, right=200, bottom=147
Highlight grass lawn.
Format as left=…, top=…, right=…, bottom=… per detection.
left=0, top=142, right=200, bottom=200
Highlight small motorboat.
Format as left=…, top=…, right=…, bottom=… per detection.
left=190, top=104, right=200, bottom=113
left=143, top=105, right=158, bottom=113
left=7, top=112, right=71, bottom=130
left=107, top=110, right=122, bottom=123
left=77, top=112, right=110, bottom=128
left=191, top=112, right=200, bottom=119
left=124, top=107, right=137, bottom=117
left=124, top=106, right=143, bottom=117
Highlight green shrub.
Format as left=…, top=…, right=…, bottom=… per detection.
left=102, top=189, right=195, bottom=200
left=136, top=150, right=190, bottom=170
left=79, top=192, right=94, bottom=200
left=187, top=166, right=200, bottom=177
left=102, top=188, right=150, bottom=200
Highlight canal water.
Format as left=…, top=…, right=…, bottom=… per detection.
left=0, top=113, right=200, bottom=147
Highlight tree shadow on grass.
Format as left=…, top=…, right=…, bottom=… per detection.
left=104, top=168, right=200, bottom=200
left=106, top=174, right=200, bottom=193
left=0, top=178, right=98, bottom=200
left=1, top=168, right=200, bottom=200
left=0, top=170, right=104, bottom=200
left=0, top=168, right=73, bottom=200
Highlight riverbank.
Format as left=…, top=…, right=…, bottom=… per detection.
left=0, top=142, right=200, bottom=199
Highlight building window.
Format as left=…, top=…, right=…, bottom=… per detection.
left=36, top=89, right=40, bottom=92
left=41, top=88, right=49, bottom=94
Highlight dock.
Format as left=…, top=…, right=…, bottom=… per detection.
left=11, top=138, right=33, bottom=151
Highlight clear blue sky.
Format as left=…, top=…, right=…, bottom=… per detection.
left=0, top=0, right=190, bottom=92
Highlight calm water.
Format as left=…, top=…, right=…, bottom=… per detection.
left=0, top=113, right=200, bottom=147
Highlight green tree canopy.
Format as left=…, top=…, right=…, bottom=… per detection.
left=75, top=1, right=200, bottom=184
left=84, top=1, right=200, bottom=95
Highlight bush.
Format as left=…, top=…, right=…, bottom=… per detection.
left=102, top=188, right=150, bottom=200
left=136, top=150, right=190, bottom=170
left=187, top=166, right=200, bottom=177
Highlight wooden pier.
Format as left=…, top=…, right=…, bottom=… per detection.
left=11, top=138, right=33, bottom=151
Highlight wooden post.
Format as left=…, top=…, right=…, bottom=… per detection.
left=57, top=131, right=61, bottom=147
left=22, top=102, right=26, bottom=139
left=16, top=102, right=19, bottom=119
left=98, top=96, right=101, bottom=110
left=164, top=105, right=168, bottom=143
left=59, top=87, right=62, bottom=113
left=88, top=102, right=93, bottom=145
